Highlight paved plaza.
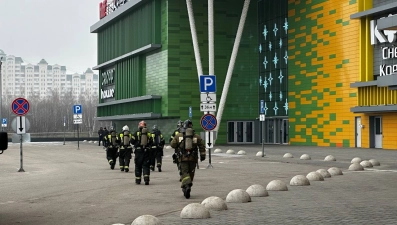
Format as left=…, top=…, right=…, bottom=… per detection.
left=0, top=141, right=396, bottom=225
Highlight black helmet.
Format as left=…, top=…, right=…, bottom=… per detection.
left=183, top=119, right=193, bottom=129
left=177, top=120, right=183, bottom=128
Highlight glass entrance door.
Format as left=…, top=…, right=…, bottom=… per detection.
left=374, top=116, right=382, bottom=148
left=281, top=119, right=289, bottom=144
left=227, top=121, right=254, bottom=144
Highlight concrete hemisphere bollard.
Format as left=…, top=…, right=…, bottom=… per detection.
left=316, top=169, right=331, bottom=178
left=266, top=180, right=288, bottom=191
left=324, top=155, right=336, bottom=161
left=226, top=189, right=252, bottom=203
left=369, top=159, right=380, bottom=166
left=328, top=167, right=343, bottom=176
left=237, top=150, right=246, bottom=155
left=165, top=145, right=172, bottom=149
left=180, top=203, right=211, bottom=219
left=214, top=148, right=222, bottom=153
left=256, top=151, right=266, bottom=156
left=88, top=141, right=93, bottom=143
left=290, top=175, right=311, bottom=186
left=246, top=184, right=269, bottom=197
left=131, top=215, right=163, bottom=225
left=351, top=157, right=362, bottom=164
left=94, top=141, right=98, bottom=144
left=306, top=172, right=324, bottom=181
left=226, top=149, right=235, bottom=154
left=83, top=140, right=87, bottom=142
left=283, top=153, right=293, bottom=158
left=201, top=196, right=228, bottom=211
left=349, top=163, right=364, bottom=171
left=360, top=160, right=373, bottom=168
left=300, top=154, right=311, bottom=160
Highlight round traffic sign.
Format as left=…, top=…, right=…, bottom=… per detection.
left=200, top=114, right=217, bottom=131
left=11, top=98, right=30, bottom=116
left=11, top=117, right=30, bottom=133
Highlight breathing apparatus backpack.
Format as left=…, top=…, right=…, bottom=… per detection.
left=153, top=130, right=162, bottom=146
left=183, top=128, right=194, bottom=153
left=140, top=127, right=148, bottom=147
left=110, top=131, right=117, bottom=146
left=123, top=131, right=130, bottom=146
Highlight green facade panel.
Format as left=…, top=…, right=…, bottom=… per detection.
left=97, top=99, right=161, bottom=117
left=97, top=0, right=162, bottom=64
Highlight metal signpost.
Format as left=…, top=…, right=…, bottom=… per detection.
left=189, top=106, right=192, bottom=119
left=199, top=75, right=217, bottom=169
left=11, top=97, right=30, bottom=172
left=73, top=105, right=82, bottom=150
left=260, top=100, right=265, bottom=157
left=63, top=116, right=66, bottom=145
left=200, top=113, right=217, bottom=168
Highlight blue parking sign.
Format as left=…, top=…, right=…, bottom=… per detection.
left=199, top=75, right=216, bottom=92
left=73, top=105, right=82, bottom=114
left=2, top=118, right=7, bottom=125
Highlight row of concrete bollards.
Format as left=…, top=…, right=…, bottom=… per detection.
left=117, top=149, right=381, bottom=225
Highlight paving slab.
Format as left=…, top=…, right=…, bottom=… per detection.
left=0, top=142, right=396, bottom=225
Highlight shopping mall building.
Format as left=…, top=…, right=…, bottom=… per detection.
left=90, top=0, right=397, bottom=149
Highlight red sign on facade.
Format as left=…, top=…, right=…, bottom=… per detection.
left=99, top=0, right=107, bottom=19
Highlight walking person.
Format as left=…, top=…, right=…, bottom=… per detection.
left=105, top=126, right=119, bottom=170
left=131, top=121, right=152, bottom=185
left=98, top=127, right=104, bottom=146
left=150, top=125, right=165, bottom=172
left=103, top=127, right=109, bottom=148
left=170, top=120, right=183, bottom=179
left=118, top=125, right=133, bottom=172
left=171, top=119, right=206, bottom=199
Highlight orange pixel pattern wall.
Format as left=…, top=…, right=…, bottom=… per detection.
left=288, top=0, right=360, bottom=147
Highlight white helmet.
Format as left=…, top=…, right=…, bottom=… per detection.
left=122, top=125, right=129, bottom=131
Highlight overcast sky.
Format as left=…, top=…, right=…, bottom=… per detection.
left=0, top=0, right=101, bottom=74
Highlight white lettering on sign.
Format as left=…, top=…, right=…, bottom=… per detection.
left=370, top=14, right=397, bottom=45
left=382, top=47, right=397, bottom=59
left=379, top=64, right=397, bottom=76
left=101, top=68, right=115, bottom=86
left=101, top=88, right=115, bottom=99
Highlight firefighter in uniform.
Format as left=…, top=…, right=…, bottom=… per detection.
left=171, top=119, right=206, bottom=199
left=131, top=121, right=153, bottom=185
left=150, top=125, right=165, bottom=172
left=170, top=120, right=183, bottom=178
left=105, top=126, right=119, bottom=169
left=118, top=125, right=133, bottom=172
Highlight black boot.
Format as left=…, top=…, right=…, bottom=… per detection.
left=136, top=178, right=141, bottom=185
left=150, top=165, right=154, bottom=171
left=182, top=186, right=191, bottom=199
left=120, top=167, right=124, bottom=172
left=157, top=166, right=162, bottom=172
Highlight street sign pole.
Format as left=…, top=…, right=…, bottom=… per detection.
left=262, top=120, right=265, bottom=157
left=63, top=116, right=66, bottom=145
left=77, top=124, right=80, bottom=150
left=207, top=131, right=213, bottom=168
left=18, top=134, right=25, bottom=172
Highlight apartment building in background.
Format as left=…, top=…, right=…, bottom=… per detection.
left=0, top=49, right=99, bottom=100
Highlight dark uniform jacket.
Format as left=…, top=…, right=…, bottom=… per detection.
left=170, top=132, right=205, bottom=162
left=131, top=128, right=153, bottom=150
